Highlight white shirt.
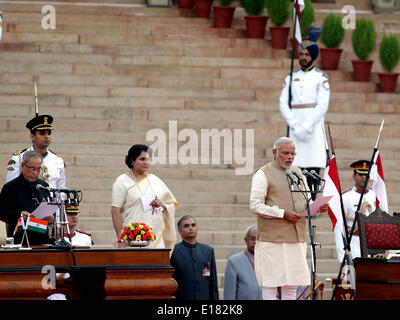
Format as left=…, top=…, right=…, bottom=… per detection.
left=6, top=146, right=66, bottom=189
left=279, top=67, right=330, bottom=168
left=64, top=230, right=92, bottom=247
left=334, top=187, right=376, bottom=262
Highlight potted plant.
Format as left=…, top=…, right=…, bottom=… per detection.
left=266, top=0, right=290, bottom=49
left=291, top=0, right=315, bottom=58
left=377, top=34, right=400, bottom=92
left=178, top=0, right=194, bottom=8
left=320, top=13, right=345, bottom=70
left=194, top=0, right=213, bottom=18
left=239, top=0, right=268, bottom=39
left=213, top=0, right=235, bottom=28
left=351, top=18, right=377, bottom=81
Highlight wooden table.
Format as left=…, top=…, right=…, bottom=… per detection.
left=354, top=257, right=400, bottom=300
left=0, top=246, right=177, bottom=300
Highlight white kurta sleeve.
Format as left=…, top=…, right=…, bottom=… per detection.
left=250, top=170, right=284, bottom=218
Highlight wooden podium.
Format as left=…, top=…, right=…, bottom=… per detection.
left=0, top=246, right=177, bottom=300
left=354, top=257, right=400, bottom=300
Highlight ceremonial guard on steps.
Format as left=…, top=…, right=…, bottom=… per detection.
left=279, top=40, right=330, bottom=198
left=6, top=114, right=66, bottom=189
left=334, top=160, right=376, bottom=262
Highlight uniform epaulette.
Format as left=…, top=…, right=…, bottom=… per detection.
left=49, top=149, right=59, bottom=156
left=13, top=148, right=27, bottom=156
left=315, top=68, right=329, bottom=80
left=76, top=229, right=92, bottom=236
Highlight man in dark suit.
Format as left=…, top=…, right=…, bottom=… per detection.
left=170, top=215, right=219, bottom=300
left=0, top=150, right=54, bottom=245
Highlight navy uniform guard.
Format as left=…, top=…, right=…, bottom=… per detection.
left=6, top=114, right=66, bottom=189
left=63, top=200, right=93, bottom=247
left=334, top=160, right=376, bottom=262
left=48, top=200, right=92, bottom=300
left=279, top=40, right=330, bottom=196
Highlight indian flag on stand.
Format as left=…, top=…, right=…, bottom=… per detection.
left=27, top=217, right=48, bottom=234
left=13, top=216, right=48, bottom=235
left=13, top=217, right=24, bottom=235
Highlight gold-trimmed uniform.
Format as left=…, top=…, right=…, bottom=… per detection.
left=6, top=146, right=66, bottom=189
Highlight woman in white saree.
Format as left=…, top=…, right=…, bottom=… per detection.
left=111, top=145, right=178, bottom=249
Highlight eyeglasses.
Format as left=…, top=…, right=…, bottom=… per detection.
left=24, top=165, right=42, bottom=173
left=280, top=151, right=296, bottom=156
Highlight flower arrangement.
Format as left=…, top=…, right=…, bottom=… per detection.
left=120, top=222, right=156, bottom=242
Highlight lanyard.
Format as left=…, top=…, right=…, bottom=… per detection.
left=244, top=250, right=254, bottom=270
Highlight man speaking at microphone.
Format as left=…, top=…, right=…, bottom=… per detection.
left=0, top=150, right=54, bottom=245
left=249, top=137, right=328, bottom=300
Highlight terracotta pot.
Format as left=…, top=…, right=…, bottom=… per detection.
left=352, top=60, right=373, bottom=82
left=320, top=48, right=343, bottom=70
left=194, top=0, right=212, bottom=18
left=269, top=26, right=290, bottom=49
left=377, top=72, right=399, bottom=93
left=245, top=15, right=268, bottom=39
left=178, top=0, right=194, bottom=8
left=213, top=6, right=235, bottom=28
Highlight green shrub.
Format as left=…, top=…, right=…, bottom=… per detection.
left=320, top=13, right=345, bottom=48
left=265, top=0, right=290, bottom=27
left=352, top=18, right=377, bottom=60
left=239, top=0, right=266, bottom=16
left=379, top=34, right=400, bottom=73
left=300, top=0, right=315, bottom=37
left=217, top=0, right=233, bottom=6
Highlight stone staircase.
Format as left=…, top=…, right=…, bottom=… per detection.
left=0, top=0, right=399, bottom=300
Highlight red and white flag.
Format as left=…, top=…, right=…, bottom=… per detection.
left=294, top=0, right=305, bottom=44
left=370, top=150, right=388, bottom=213
left=322, top=154, right=344, bottom=234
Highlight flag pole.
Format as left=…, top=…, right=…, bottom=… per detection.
left=328, top=124, right=355, bottom=300
left=347, top=119, right=384, bottom=246
left=333, top=119, right=384, bottom=300
left=287, top=0, right=300, bottom=137
left=34, top=81, right=39, bottom=117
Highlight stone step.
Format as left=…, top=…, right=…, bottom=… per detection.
left=0, top=71, right=384, bottom=93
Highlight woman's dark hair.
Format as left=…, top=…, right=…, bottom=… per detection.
left=125, top=144, right=152, bottom=169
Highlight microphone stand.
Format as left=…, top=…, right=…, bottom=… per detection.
left=49, top=191, right=76, bottom=267
left=288, top=172, right=324, bottom=300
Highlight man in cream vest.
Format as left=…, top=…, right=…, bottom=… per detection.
left=249, top=137, right=327, bottom=300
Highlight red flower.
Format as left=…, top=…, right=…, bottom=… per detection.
left=129, top=234, right=134, bottom=240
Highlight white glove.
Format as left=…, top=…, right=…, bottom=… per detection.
left=292, top=125, right=311, bottom=143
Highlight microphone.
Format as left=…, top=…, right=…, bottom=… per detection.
left=285, top=170, right=296, bottom=191
left=36, top=184, right=80, bottom=194
left=36, top=184, right=51, bottom=191
left=291, top=170, right=303, bottom=184
left=302, top=169, right=317, bottom=181
left=310, top=170, right=323, bottom=181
